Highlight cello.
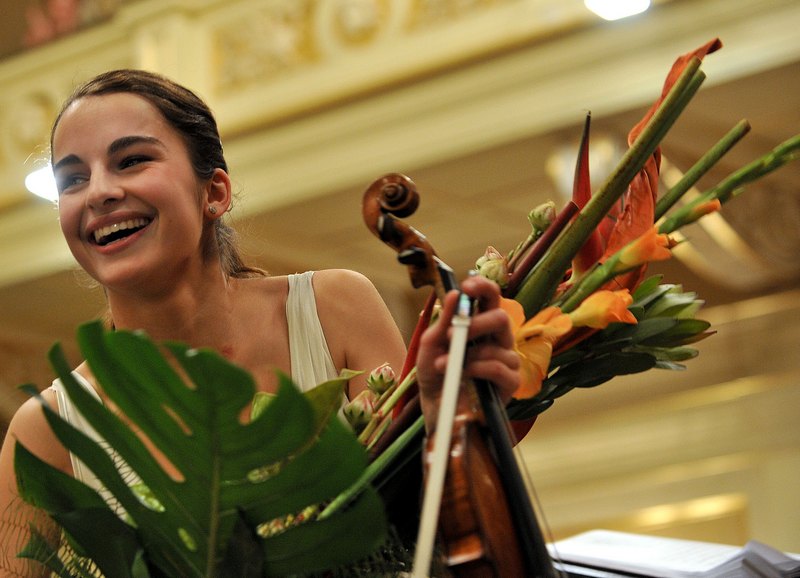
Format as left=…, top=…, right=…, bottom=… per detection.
left=363, top=173, right=561, bottom=578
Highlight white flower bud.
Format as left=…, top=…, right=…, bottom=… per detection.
left=343, top=389, right=377, bottom=432
left=366, top=362, right=396, bottom=395
left=528, top=201, right=556, bottom=237
left=475, top=246, right=509, bottom=287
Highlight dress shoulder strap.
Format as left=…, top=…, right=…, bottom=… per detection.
left=51, top=374, right=138, bottom=515
left=286, top=271, right=339, bottom=392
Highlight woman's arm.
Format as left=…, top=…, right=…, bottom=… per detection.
left=314, top=269, right=519, bottom=432
left=0, top=391, right=69, bottom=578
left=312, top=269, right=408, bottom=400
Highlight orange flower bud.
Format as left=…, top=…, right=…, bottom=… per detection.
left=569, top=290, right=637, bottom=329
left=615, top=225, right=672, bottom=271
left=687, top=199, right=722, bottom=222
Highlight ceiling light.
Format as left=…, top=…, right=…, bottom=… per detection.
left=25, top=165, right=58, bottom=202
left=584, top=0, right=650, bottom=21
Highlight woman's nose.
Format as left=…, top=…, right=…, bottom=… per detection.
left=85, top=172, right=124, bottom=209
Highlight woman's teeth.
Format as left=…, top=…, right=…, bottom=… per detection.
left=94, top=218, right=150, bottom=246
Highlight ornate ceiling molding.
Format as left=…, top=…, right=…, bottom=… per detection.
left=0, top=0, right=798, bottom=291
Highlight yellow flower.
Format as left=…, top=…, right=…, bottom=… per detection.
left=614, top=225, right=672, bottom=272
left=569, top=289, right=637, bottom=329
left=501, top=298, right=572, bottom=399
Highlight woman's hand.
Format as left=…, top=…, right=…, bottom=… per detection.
left=415, top=275, right=520, bottom=431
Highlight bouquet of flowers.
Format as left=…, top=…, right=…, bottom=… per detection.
left=343, top=38, right=799, bottom=448
left=13, top=39, right=800, bottom=577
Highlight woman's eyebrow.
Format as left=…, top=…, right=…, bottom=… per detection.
left=53, top=154, right=81, bottom=172
left=107, top=135, right=165, bottom=156
left=53, top=135, right=166, bottom=172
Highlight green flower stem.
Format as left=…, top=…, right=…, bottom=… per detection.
left=557, top=255, right=633, bottom=313
left=319, top=415, right=425, bottom=520
left=713, top=133, right=800, bottom=203
left=357, top=413, right=379, bottom=444
left=375, top=367, right=417, bottom=421
left=507, top=232, right=536, bottom=272
left=504, top=202, right=579, bottom=297
left=561, top=133, right=800, bottom=310
left=366, top=416, right=393, bottom=451
left=659, top=133, right=800, bottom=234
left=654, top=119, right=751, bottom=221
left=554, top=262, right=603, bottom=313
left=514, top=58, right=706, bottom=318
left=357, top=368, right=417, bottom=444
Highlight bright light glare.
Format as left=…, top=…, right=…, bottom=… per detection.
left=584, top=0, right=650, bottom=21
left=25, top=166, right=58, bottom=202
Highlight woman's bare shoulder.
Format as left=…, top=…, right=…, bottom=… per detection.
left=311, top=269, right=406, bottom=382
left=1, top=388, right=71, bottom=476
left=311, top=269, right=379, bottom=301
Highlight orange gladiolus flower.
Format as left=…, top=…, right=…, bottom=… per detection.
left=569, top=290, right=637, bottom=329
left=500, top=298, right=572, bottom=399
left=614, top=225, right=672, bottom=272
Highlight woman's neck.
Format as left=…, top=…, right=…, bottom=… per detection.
left=106, top=266, right=238, bottom=348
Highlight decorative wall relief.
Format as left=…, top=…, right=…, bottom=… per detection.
left=0, top=0, right=122, bottom=59
left=214, top=1, right=318, bottom=90
left=212, top=0, right=519, bottom=91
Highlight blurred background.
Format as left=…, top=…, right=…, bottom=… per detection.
left=1, top=0, right=798, bottom=551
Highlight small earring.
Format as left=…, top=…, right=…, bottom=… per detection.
left=208, top=206, right=218, bottom=215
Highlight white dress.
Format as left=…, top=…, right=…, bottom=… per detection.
left=50, top=271, right=339, bottom=504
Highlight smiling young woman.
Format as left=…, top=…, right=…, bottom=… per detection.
left=0, top=69, right=519, bottom=576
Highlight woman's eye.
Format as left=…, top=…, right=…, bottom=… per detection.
left=57, top=174, right=87, bottom=193
left=120, top=155, right=150, bottom=169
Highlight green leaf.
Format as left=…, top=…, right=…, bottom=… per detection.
left=17, top=525, right=65, bottom=575
left=548, top=352, right=657, bottom=389
left=261, top=487, right=387, bottom=576
left=634, top=345, right=699, bottom=362
left=217, top=513, right=264, bottom=578
left=16, top=320, right=388, bottom=577
left=631, top=275, right=664, bottom=302
left=654, top=360, right=689, bottom=371
left=590, top=318, right=678, bottom=352
left=645, top=290, right=701, bottom=319
left=15, top=431, right=143, bottom=577
left=505, top=398, right=554, bottom=421
left=640, top=318, right=711, bottom=346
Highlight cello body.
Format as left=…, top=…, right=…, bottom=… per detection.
left=435, top=413, right=527, bottom=577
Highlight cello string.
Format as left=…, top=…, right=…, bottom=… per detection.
left=499, top=404, right=569, bottom=577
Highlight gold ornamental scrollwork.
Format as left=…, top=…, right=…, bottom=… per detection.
left=330, top=0, right=389, bottom=46
left=213, top=1, right=317, bottom=91
left=408, top=0, right=518, bottom=29
left=212, top=0, right=520, bottom=92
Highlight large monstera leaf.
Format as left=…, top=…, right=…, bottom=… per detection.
left=15, top=321, right=387, bottom=577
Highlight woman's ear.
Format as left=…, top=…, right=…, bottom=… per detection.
left=205, top=168, right=232, bottom=218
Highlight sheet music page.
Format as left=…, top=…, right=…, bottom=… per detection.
left=743, top=541, right=800, bottom=578
left=549, top=530, right=743, bottom=578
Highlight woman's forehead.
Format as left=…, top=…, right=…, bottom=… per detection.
left=53, top=92, right=173, bottom=152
